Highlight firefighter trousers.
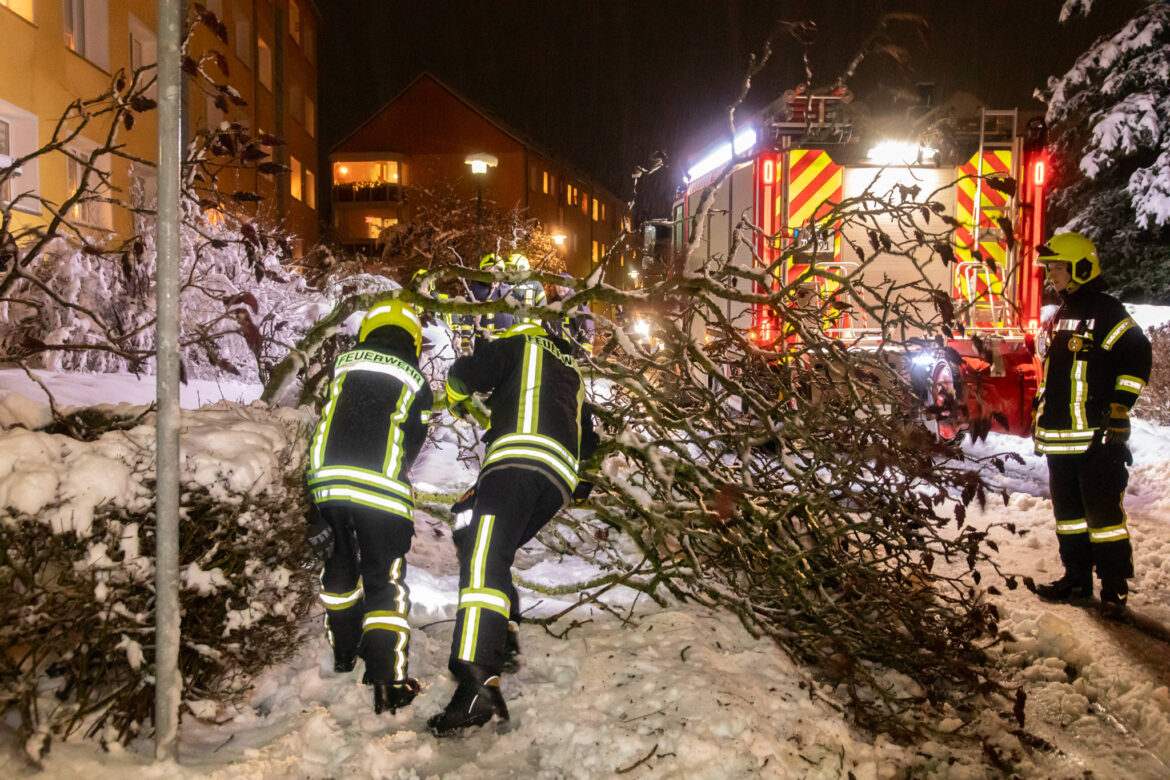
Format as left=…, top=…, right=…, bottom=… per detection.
left=449, top=467, right=566, bottom=674
left=1047, top=449, right=1134, bottom=581
left=317, top=502, right=414, bottom=683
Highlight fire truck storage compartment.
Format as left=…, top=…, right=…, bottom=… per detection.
left=689, top=161, right=758, bottom=334
left=838, top=165, right=957, bottom=340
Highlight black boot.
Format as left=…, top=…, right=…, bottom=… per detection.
left=1035, top=571, right=1093, bottom=603
left=501, top=620, right=522, bottom=674
left=427, top=664, right=509, bottom=737
left=333, top=648, right=358, bottom=674
left=1099, top=578, right=1129, bottom=620
left=372, top=678, right=420, bottom=714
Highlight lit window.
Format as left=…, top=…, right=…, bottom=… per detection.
left=367, top=215, right=397, bottom=240
left=305, top=168, right=315, bottom=209
left=542, top=170, right=548, bottom=194
left=0, top=100, right=40, bottom=212
left=63, top=0, right=110, bottom=70
left=581, top=193, right=589, bottom=215
left=333, top=159, right=399, bottom=184
left=304, top=96, right=316, bottom=137
left=258, top=36, right=272, bottom=90
left=288, top=0, right=301, bottom=45
left=234, top=3, right=252, bottom=65
left=592, top=241, right=599, bottom=262
left=1, top=0, right=34, bottom=22
left=290, top=155, right=302, bottom=201
left=592, top=198, right=599, bottom=221
left=66, top=142, right=112, bottom=228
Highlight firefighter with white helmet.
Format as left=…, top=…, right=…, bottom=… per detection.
left=464, top=253, right=515, bottom=349
left=305, top=299, right=434, bottom=712
left=1031, top=231, right=1151, bottom=618
left=428, top=320, right=597, bottom=735
left=503, top=253, right=547, bottom=324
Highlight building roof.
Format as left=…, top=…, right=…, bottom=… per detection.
left=331, top=72, right=621, bottom=204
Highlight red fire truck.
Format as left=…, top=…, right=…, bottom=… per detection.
left=673, top=91, right=1050, bottom=439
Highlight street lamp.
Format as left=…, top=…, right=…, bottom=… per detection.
left=465, top=153, right=498, bottom=263
left=551, top=232, right=566, bottom=246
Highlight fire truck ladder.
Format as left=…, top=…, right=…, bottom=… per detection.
left=967, top=108, right=1018, bottom=333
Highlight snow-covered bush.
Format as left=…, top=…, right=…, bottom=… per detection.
left=0, top=403, right=316, bottom=762
left=1040, top=1, right=1170, bottom=300
left=1134, top=322, right=1170, bottom=424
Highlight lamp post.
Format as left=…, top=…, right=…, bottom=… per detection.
left=464, top=153, right=498, bottom=263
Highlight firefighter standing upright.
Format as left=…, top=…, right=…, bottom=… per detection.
left=428, top=321, right=596, bottom=736
left=1032, top=232, right=1151, bottom=618
left=305, top=300, right=434, bottom=713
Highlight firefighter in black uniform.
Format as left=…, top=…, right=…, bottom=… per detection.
left=464, top=253, right=515, bottom=350
left=548, top=273, right=596, bottom=361
left=503, top=253, right=547, bottom=324
left=305, top=299, right=434, bottom=713
left=427, top=321, right=597, bottom=736
left=1032, top=232, right=1151, bottom=618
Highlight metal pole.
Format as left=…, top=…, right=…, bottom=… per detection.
left=154, top=0, right=183, bottom=762
left=476, top=182, right=483, bottom=262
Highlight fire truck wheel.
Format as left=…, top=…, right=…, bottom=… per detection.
left=925, top=360, right=964, bottom=443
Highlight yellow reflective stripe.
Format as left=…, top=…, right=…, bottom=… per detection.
left=310, top=373, right=348, bottom=470
left=383, top=385, right=414, bottom=477
left=309, top=466, right=413, bottom=498
left=362, top=612, right=411, bottom=632
left=458, top=606, right=481, bottom=662
left=1102, top=318, right=1136, bottom=350
left=493, top=432, right=577, bottom=468
left=311, top=486, right=413, bottom=517
left=446, top=382, right=470, bottom=403
left=1036, top=441, right=1092, bottom=454
left=1056, top=519, right=1088, bottom=535
left=459, top=588, right=511, bottom=618
left=1070, top=360, right=1088, bottom=429
left=320, top=586, right=363, bottom=609
left=483, top=446, right=578, bottom=486
left=519, top=341, right=543, bottom=433
left=1090, top=523, right=1129, bottom=542
left=1034, top=427, right=1096, bottom=440
left=1116, top=375, right=1145, bottom=393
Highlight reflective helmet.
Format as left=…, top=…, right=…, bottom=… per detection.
left=358, top=299, right=423, bottom=356
left=411, top=267, right=434, bottom=294
left=479, top=253, right=500, bottom=270
left=507, top=253, right=530, bottom=272
left=1036, top=231, right=1100, bottom=288
left=501, top=321, right=546, bottom=339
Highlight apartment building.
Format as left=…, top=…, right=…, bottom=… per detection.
left=330, top=73, right=627, bottom=279
left=0, top=0, right=320, bottom=251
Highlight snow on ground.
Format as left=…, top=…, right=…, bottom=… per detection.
left=2, top=367, right=1170, bottom=777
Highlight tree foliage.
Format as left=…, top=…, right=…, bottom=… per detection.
left=1040, top=1, right=1170, bottom=300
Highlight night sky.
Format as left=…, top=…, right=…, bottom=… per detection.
left=319, top=1, right=1137, bottom=214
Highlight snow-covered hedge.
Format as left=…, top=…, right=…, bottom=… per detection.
left=0, top=403, right=317, bottom=761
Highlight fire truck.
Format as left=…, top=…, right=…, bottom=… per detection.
left=672, top=90, right=1050, bottom=439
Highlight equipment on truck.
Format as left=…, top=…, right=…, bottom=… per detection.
left=674, top=89, right=1050, bottom=440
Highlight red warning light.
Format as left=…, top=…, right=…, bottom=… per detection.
left=762, top=159, right=775, bottom=184
left=1033, top=161, right=1046, bottom=186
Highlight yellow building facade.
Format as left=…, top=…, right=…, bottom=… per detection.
left=1, top=0, right=319, bottom=252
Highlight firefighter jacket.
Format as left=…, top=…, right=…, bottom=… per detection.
left=1034, top=278, right=1151, bottom=455
left=466, top=280, right=515, bottom=343
left=446, top=326, right=596, bottom=501
left=307, top=327, right=434, bottom=519
left=547, top=302, right=595, bottom=360
left=506, top=278, right=547, bottom=323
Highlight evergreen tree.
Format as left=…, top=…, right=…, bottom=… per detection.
left=1041, top=1, right=1170, bottom=301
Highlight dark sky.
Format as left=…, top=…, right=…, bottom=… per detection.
left=319, top=1, right=1136, bottom=213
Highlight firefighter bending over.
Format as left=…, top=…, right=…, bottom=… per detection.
left=428, top=321, right=597, bottom=736
left=305, top=300, right=434, bottom=713
left=1032, top=232, right=1151, bottom=619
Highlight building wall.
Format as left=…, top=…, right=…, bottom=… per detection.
left=330, top=74, right=625, bottom=279
left=0, top=0, right=319, bottom=252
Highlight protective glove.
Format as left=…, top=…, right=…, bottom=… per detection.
left=571, top=480, right=594, bottom=505
left=1105, top=402, right=1130, bottom=445
left=451, top=486, right=477, bottom=515
left=306, top=506, right=335, bottom=561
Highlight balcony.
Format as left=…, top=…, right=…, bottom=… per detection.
left=332, top=180, right=404, bottom=204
